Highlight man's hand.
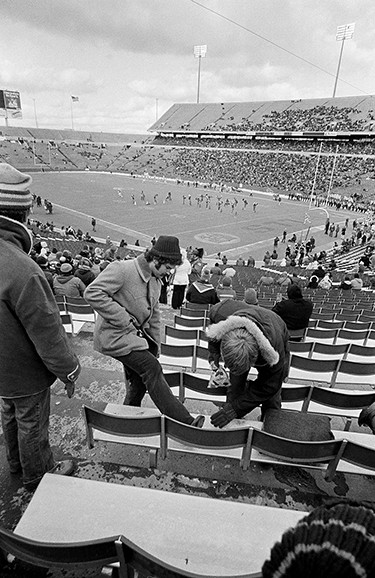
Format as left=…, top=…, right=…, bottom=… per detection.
left=64, top=382, right=75, bottom=399
left=211, top=404, right=237, bottom=428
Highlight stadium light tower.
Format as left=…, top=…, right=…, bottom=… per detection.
left=194, top=45, right=207, bottom=104
left=332, top=22, right=355, bottom=98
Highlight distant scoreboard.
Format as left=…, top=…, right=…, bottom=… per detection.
left=0, top=90, right=22, bottom=119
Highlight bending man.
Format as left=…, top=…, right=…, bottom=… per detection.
left=206, top=300, right=290, bottom=428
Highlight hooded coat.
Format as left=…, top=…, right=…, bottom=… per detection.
left=0, top=216, right=80, bottom=397
left=206, top=300, right=290, bottom=418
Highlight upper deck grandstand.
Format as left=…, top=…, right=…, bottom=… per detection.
left=149, top=94, right=375, bottom=136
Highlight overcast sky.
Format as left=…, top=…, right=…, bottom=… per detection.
left=0, top=0, right=374, bottom=134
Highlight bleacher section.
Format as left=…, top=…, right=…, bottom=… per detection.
left=149, top=95, right=375, bottom=134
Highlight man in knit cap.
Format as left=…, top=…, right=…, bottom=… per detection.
left=0, top=163, right=80, bottom=490
left=206, top=299, right=290, bottom=428
left=84, top=236, right=204, bottom=427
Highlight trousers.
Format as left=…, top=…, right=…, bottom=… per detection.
left=1, top=388, right=55, bottom=486
left=226, top=372, right=282, bottom=419
left=115, top=345, right=193, bottom=425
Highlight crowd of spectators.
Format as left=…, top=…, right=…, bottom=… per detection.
left=170, top=146, right=375, bottom=199
left=30, top=236, right=140, bottom=298
left=205, top=104, right=373, bottom=133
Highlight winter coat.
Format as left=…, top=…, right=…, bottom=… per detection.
left=272, top=297, right=313, bottom=330
left=84, top=254, right=161, bottom=358
left=172, top=255, right=191, bottom=286
left=53, top=274, right=86, bottom=298
left=206, top=301, right=290, bottom=416
left=186, top=280, right=220, bottom=305
left=74, top=268, right=96, bottom=287
left=0, top=216, right=80, bottom=397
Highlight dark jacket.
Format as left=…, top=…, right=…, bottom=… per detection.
left=207, top=300, right=290, bottom=417
left=186, top=281, right=220, bottom=305
left=0, top=216, right=80, bottom=397
left=74, top=268, right=96, bottom=287
left=272, top=297, right=313, bottom=330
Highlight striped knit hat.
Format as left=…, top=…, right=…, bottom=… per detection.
left=262, top=501, right=375, bottom=578
left=0, top=163, right=33, bottom=210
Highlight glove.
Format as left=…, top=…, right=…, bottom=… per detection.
left=208, top=366, right=231, bottom=389
left=62, top=363, right=80, bottom=399
left=211, top=404, right=237, bottom=428
left=358, top=403, right=375, bottom=434
left=64, top=382, right=75, bottom=399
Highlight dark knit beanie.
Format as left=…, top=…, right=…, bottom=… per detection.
left=262, top=501, right=375, bottom=577
left=151, top=236, right=181, bottom=261
left=287, top=284, right=302, bottom=299
left=0, top=163, right=33, bottom=210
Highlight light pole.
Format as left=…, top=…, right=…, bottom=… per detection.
left=333, top=22, right=355, bottom=98
left=33, top=99, right=39, bottom=128
left=194, top=45, right=207, bottom=104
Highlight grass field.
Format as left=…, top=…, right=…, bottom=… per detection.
left=30, top=170, right=354, bottom=261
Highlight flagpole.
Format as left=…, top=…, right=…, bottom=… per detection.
left=70, top=98, right=74, bottom=130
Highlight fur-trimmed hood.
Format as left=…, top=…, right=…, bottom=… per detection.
left=206, top=315, right=279, bottom=366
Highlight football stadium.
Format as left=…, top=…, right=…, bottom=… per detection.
left=1, top=2, right=375, bottom=577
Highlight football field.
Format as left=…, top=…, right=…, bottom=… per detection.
left=30, top=171, right=353, bottom=261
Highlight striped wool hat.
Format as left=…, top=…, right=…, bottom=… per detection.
left=0, top=163, right=33, bottom=210
left=262, top=501, right=375, bottom=578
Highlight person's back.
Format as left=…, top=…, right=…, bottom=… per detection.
left=74, top=258, right=96, bottom=287
left=216, top=277, right=236, bottom=301
left=259, top=275, right=274, bottom=286
left=53, top=263, right=86, bottom=298
left=351, top=273, right=363, bottom=291
left=272, top=284, right=313, bottom=330
left=186, top=268, right=220, bottom=305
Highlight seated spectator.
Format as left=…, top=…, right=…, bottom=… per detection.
left=243, top=288, right=258, bottom=305
left=186, top=268, right=220, bottom=305
left=216, top=277, right=237, bottom=300
left=339, top=275, right=352, bottom=291
left=351, top=272, right=363, bottom=291
left=236, top=256, right=245, bottom=266
left=36, top=255, right=54, bottom=291
left=318, top=272, right=333, bottom=290
left=258, top=274, right=274, bottom=287
left=74, top=258, right=96, bottom=287
left=262, top=500, right=375, bottom=578
left=272, top=284, right=313, bottom=332
left=53, top=263, right=86, bottom=298
left=312, top=264, right=326, bottom=279
left=103, top=245, right=117, bottom=261
left=276, top=271, right=291, bottom=288
left=307, top=274, right=319, bottom=289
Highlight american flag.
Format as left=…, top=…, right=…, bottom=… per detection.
left=71, top=96, right=79, bottom=102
